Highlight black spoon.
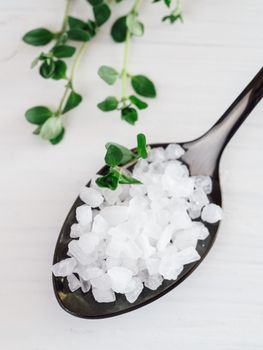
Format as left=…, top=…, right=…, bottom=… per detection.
left=53, top=67, right=263, bottom=319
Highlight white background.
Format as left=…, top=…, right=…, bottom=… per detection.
left=1, top=0, right=263, bottom=349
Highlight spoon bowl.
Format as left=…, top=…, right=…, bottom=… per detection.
left=53, top=68, right=263, bottom=318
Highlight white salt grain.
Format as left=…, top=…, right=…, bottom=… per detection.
left=92, top=288, right=116, bottom=303
left=76, top=205, right=92, bottom=226
left=52, top=257, right=77, bottom=277
left=108, top=266, right=133, bottom=293
left=67, top=274, right=81, bottom=292
left=80, top=187, right=104, bottom=208
left=201, top=203, right=222, bottom=223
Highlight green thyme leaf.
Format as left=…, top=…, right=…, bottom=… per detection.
left=40, top=117, right=63, bottom=140
left=137, top=133, right=148, bottom=159
left=52, top=45, right=76, bottom=58
left=105, top=144, right=135, bottom=166
left=52, top=60, right=67, bottom=80
left=131, top=75, right=156, bottom=98
left=96, top=169, right=120, bottom=190
left=93, top=3, right=111, bottom=27
left=121, top=107, right=138, bottom=125
left=98, top=65, right=119, bottom=85
left=23, top=28, right=55, bottom=46
left=126, top=14, right=144, bottom=37
left=39, top=59, right=56, bottom=78
left=68, top=16, right=87, bottom=30
left=50, top=127, right=65, bottom=145
left=111, top=16, right=127, bottom=43
left=129, top=95, right=148, bottom=110
left=67, top=28, right=91, bottom=42
left=62, top=91, right=83, bottom=114
left=118, top=173, right=142, bottom=185
left=97, top=96, right=118, bottom=111
left=25, top=106, right=53, bottom=125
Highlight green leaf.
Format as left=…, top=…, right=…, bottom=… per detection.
left=25, top=106, right=53, bottom=125
left=162, top=13, right=183, bottom=23
left=137, top=133, right=148, bottom=159
left=98, top=65, right=119, bottom=85
left=111, top=16, right=127, bottom=43
left=96, top=169, right=120, bottom=190
left=105, top=144, right=123, bottom=166
left=121, top=107, right=138, bottom=125
left=105, top=143, right=136, bottom=165
left=50, top=127, right=65, bottom=145
left=40, top=117, right=63, bottom=140
left=118, top=173, right=142, bottom=185
left=23, top=28, right=55, bottom=46
left=68, top=16, right=87, bottom=30
left=39, top=59, right=56, bottom=78
left=131, top=75, right=156, bottom=98
left=87, top=0, right=103, bottom=6
left=97, top=96, right=118, bottom=111
left=67, top=28, right=91, bottom=42
left=93, top=3, right=111, bottom=27
left=52, top=45, right=76, bottom=58
left=52, top=60, right=67, bottom=80
left=126, top=14, right=144, bottom=37
left=129, top=95, right=148, bottom=110
left=62, top=91, right=82, bottom=114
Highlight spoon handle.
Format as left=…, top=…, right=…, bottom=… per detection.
left=183, top=67, right=263, bottom=175
left=209, top=66, right=263, bottom=148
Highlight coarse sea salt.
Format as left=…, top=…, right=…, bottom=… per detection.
left=52, top=144, right=222, bottom=303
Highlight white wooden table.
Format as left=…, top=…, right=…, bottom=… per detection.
left=1, top=1, right=263, bottom=349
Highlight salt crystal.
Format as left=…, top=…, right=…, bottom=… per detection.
left=90, top=273, right=112, bottom=290
left=106, top=236, right=126, bottom=258
left=190, top=188, right=209, bottom=207
left=80, top=186, right=104, bottom=208
left=173, top=228, right=198, bottom=250
left=52, top=257, right=77, bottom=277
left=159, top=255, right=183, bottom=280
left=67, top=274, right=81, bottom=292
left=100, top=206, right=128, bottom=226
left=147, top=147, right=166, bottom=163
left=92, top=214, right=109, bottom=235
left=157, top=224, right=175, bottom=252
left=81, top=267, right=104, bottom=281
left=108, top=266, right=133, bottom=293
left=121, top=257, right=139, bottom=275
left=103, top=187, right=122, bottom=205
left=142, top=221, right=162, bottom=241
left=125, top=278, right=143, bottom=303
left=68, top=240, right=92, bottom=265
left=70, top=223, right=89, bottom=238
left=123, top=239, right=142, bottom=260
left=92, top=288, right=116, bottom=303
left=76, top=205, right=92, bottom=226
left=78, top=233, right=100, bottom=255
left=144, top=273, right=163, bottom=290
left=170, top=209, right=192, bottom=230
left=201, top=203, right=222, bottom=223
left=192, top=221, right=209, bottom=240
left=177, top=247, right=200, bottom=265
left=80, top=278, right=91, bottom=293
left=165, top=144, right=185, bottom=160
left=194, top=175, right=212, bottom=194
left=145, top=257, right=160, bottom=275
left=188, top=203, right=202, bottom=220
left=137, top=234, right=156, bottom=258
